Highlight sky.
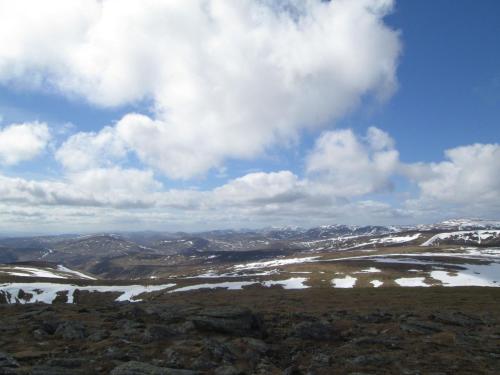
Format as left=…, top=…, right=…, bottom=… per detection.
left=0, top=0, right=499, bottom=234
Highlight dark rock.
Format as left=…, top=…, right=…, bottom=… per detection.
left=190, top=307, right=264, bottom=336
left=430, top=312, right=484, bottom=327
left=32, top=328, right=49, bottom=340
left=55, top=321, right=87, bottom=340
left=189, top=359, right=218, bottom=372
left=16, top=289, right=33, bottom=302
left=103, top=347, right=130, bottom=361
left=156, top=305, right=201, bottom=324
left=172, top=321, right=196, bottom=335
left=283, top=366, right=302, bottom=375
left=115, top=319, right=145, bottom=338
left=424, top=331, right=457, bottom=346
left=0, top=368, right=17, bottom=375
left=214, top=365, right=242, bottom=375
left=188, top=338, right=235, bottom=370
left=350, top=354, right=393, bottom=366
left=46, top=358, right=85, bottom=368
left=164, top=348, right=186, bottom=369
left=400, top=320, right=443, bottom=335
left=123, top=305, right=147, bottom=320
left=311, top=353, right=331, bottom=367
left=0, top=292, right=9, bottom=305
left=350, top=336, right=402, bottom=349
left=88, top=329, right=109, bottom=342
left=164, top=340, right=207, bottom=369
left=255, top=360, right=280, bottom=374
left=11, top=350, right=50, bottom=361
left=163, top=339, right=227, bottom=370
left=29, top=366, right=85, bottom=375
left=52, top=291, right=69, bottom=304
left=19, top=308, right=51, bottom=320
left=40, top=318, right=60, bottom=335
left=110, top=361, right=199, bottom=375
left=143, top=324, right=175, bottom=343
left=292, top=321, right=340, bottom=341
left=226, top=337, right=269, bottom=361
left=0, top=352, right=18, bottom=368
left=360, top=311, right=393, bottom=323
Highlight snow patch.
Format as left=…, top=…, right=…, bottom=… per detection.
left=340, top=233, right=421, bottom=250
left=394, top=277, right=430, bottom=287
left=170, top=277, right=310, bottom=293
left=370, top=280, right=383, bottom=288
left=233, top=256, right=320, bottom=271
left=354, top=267, right=381, bottom=274
left=262, top=277, right=309, bottom=289
left=429, top=263, right=500, bottom=287
left=421, top=230, right=500, bottom=246
left=169, top=281, right=256, bottom=293
left=331, top=275, right=357, bottom=288
left=0, top=282, right=176, bottom=304
left=0, top=265, right=96, bottom=280
left=56, top=265, right=96, bottom=280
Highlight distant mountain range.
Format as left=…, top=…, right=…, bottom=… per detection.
left=0, top=218, right=499, bottom=280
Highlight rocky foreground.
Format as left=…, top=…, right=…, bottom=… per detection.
left=0, top=287, right=499, bottom=375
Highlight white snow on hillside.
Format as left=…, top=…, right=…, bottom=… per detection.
left=233, top=256, right=320, bottom=271
left=377, top=233, right=421, bottom=244
left=421, top=230, right=500, bottom=246
left=56, top=265, right=97, bottom=280
left=370, top=280, right=383, bottom=288
left=169, top=277, right=309, bottom=293
left=341, top=233, right=421, bottom=250
left=0, top=282, right=176, bottom=304
left=354, top=267, right=381, bottom=274
left=0, top=265, right=96, bottom=280
left=262, top=277, right=309, bottom=289
left=331, top=275, right=357, bottom=288
left=169, top=281, right=257, bottom=293
left=438, top=219, right=500, bottom=230
left=395, top=277, right=430, bottom=287
left=429, top=262, right=500, bottom=287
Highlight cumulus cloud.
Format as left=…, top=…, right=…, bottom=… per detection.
left=3, top=133, right=500, bottom=231
left=0, top=125, right=408, bottom=230
left=0, top=121, right=50, bottom=165
left=213, top=171, right=305, bottom=205
left=0, top=167, right=160, bottom=208
left=0, top=0, right=401, bottom=178
left=403, top=143, right=500, bottom=211
left=306, top=127, right=399, bottom=196
left=55, top=126, right=126, bottom=171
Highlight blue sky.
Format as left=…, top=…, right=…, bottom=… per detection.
left=0, top=0, right=499, bottom=233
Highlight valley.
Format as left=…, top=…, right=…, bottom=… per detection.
left=0, top=219, right=499, bottom=374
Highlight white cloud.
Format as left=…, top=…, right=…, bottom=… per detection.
left=0, top=125, right=409, bottom=232
left=0, top=167, right=160, bottom=208
left=213, top=170, right=305, bottom=204
left=306, top=127, right=399, bottom=196
left=0, top=121, right=50, bottom=165
left=404, top=143, right=500, bottom=212
left=0, top=0, right=401, bottom=178
left=3, top=134, right=500, bottom=232
left=68, top=167, right=161, bottom=198
left=55, top=126, right=126, bottom=171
